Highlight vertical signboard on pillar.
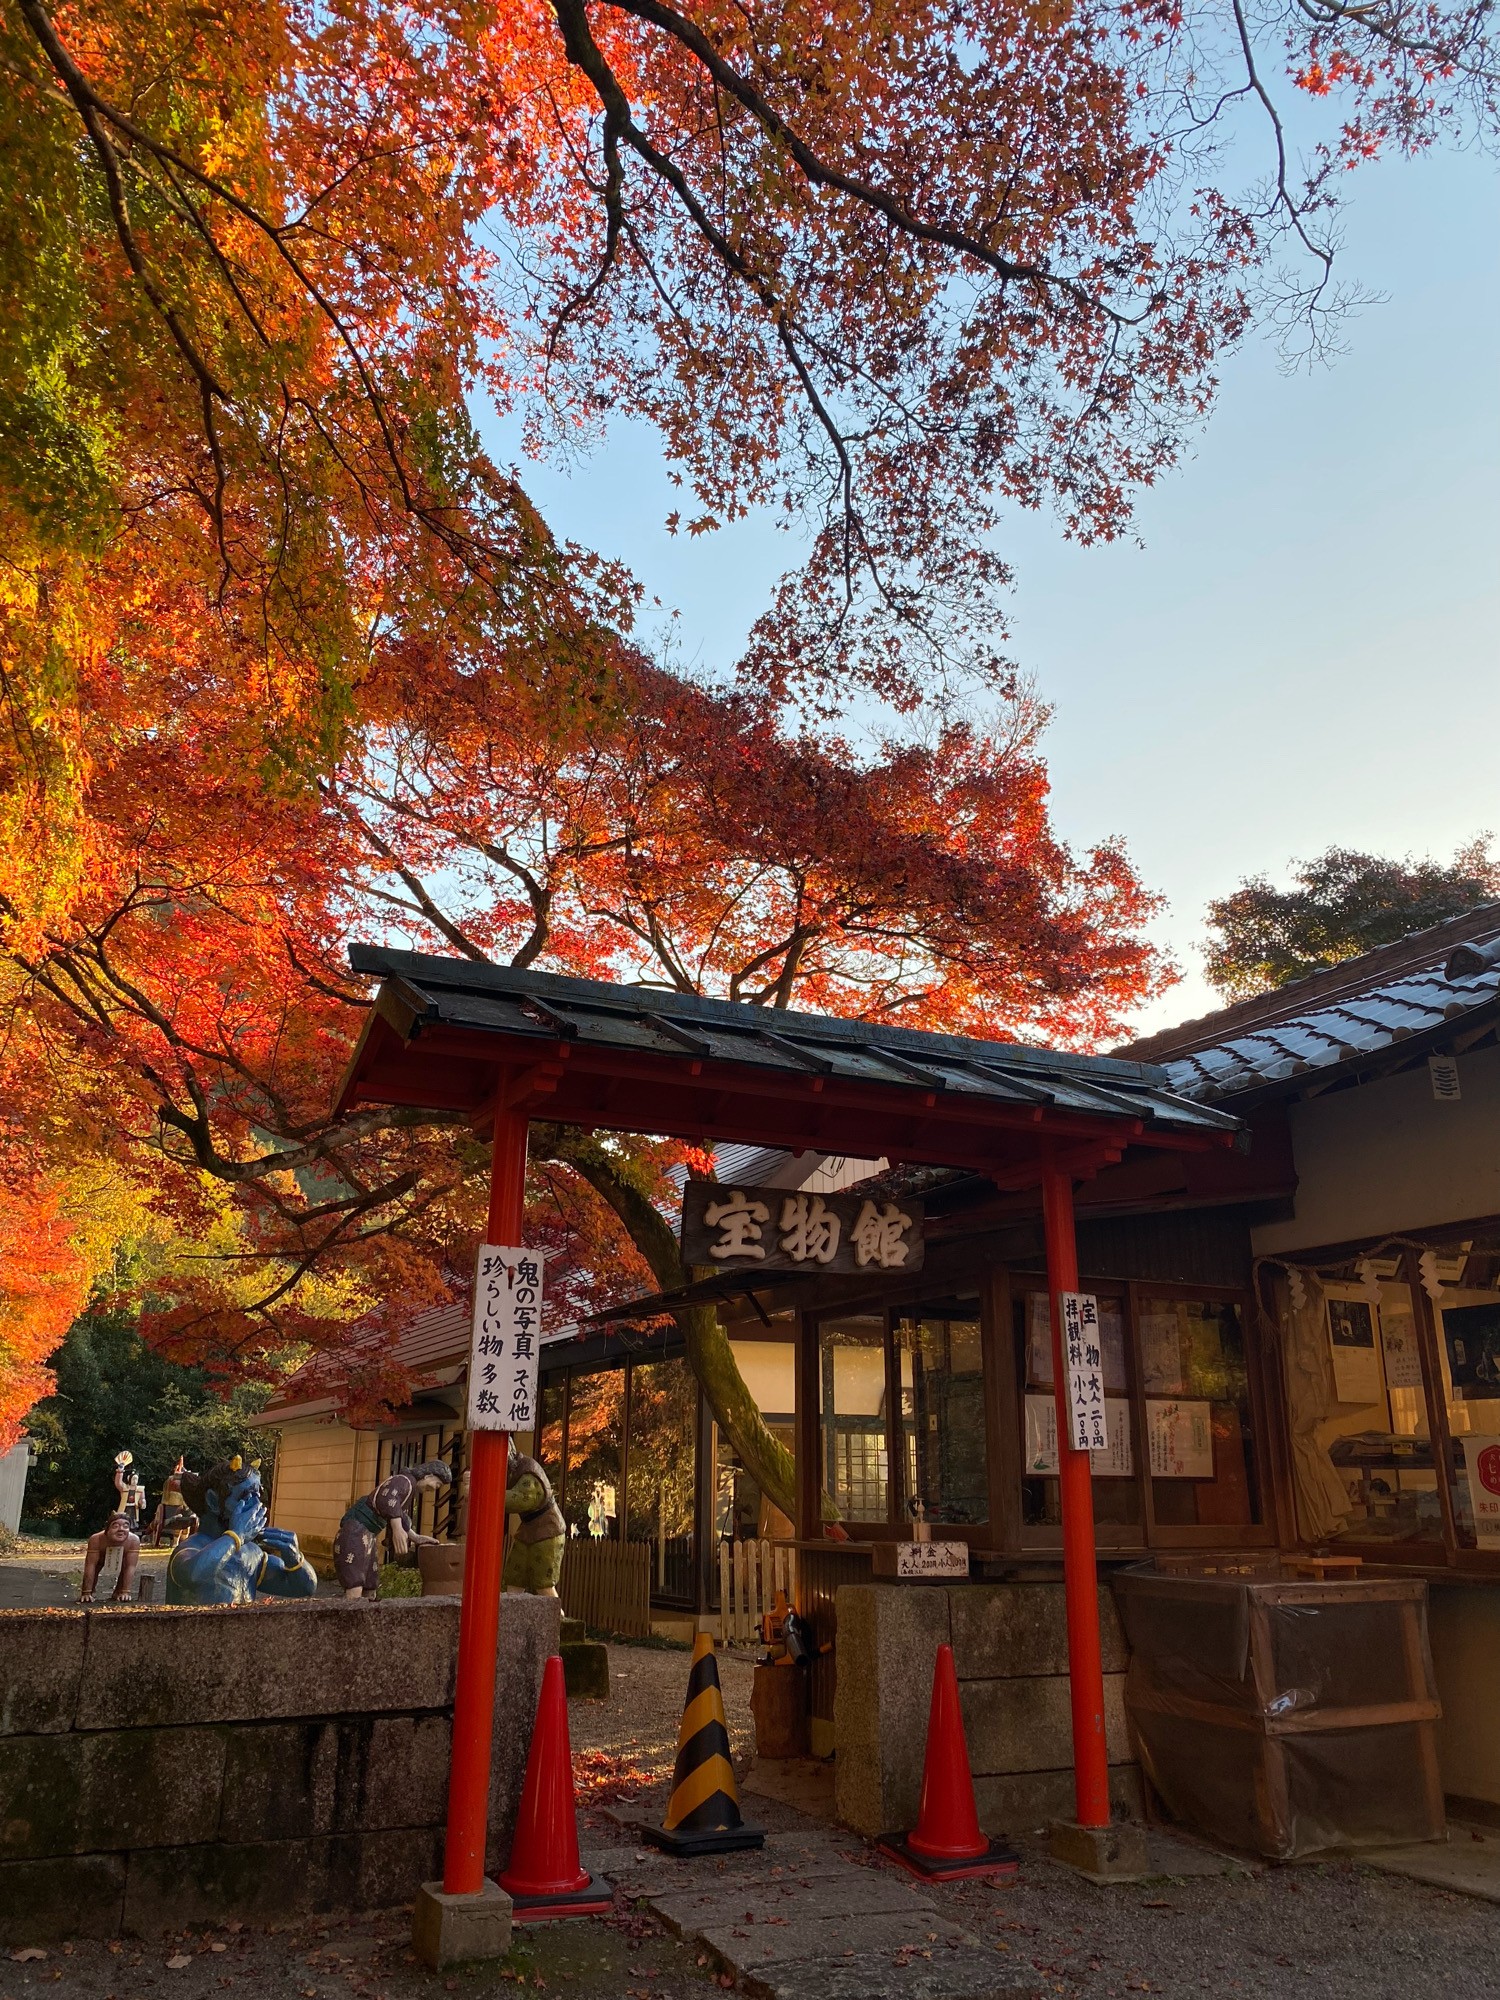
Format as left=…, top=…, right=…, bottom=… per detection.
left=1061, top=1292, right=1108, bottom=1453
left=468, top=1245, right=542, bottom=1432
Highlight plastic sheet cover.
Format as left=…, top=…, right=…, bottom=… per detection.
left=1112, top=1568, right=1444, bottom=1859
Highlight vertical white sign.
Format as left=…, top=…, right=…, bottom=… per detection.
left=1429, top=1053, right=1461, bottom=1101
left=1061, top=1292, right=1108, bottom=1453
left=468, top=1244, right=543, bottom=1432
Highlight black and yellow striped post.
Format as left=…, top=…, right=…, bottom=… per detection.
left=643, top=1633, right=765, bottom=1856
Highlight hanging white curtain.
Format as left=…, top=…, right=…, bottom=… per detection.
left=1272, top=1269, right=1355, bottom=1544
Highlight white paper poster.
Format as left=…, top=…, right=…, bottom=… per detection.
left=1140, top=1307, right=1187, bottom=1395
left=1025, top=1395, right=1134, bottom=1477
left=1327, top=1296, right=1384, bottom=1404
left=1146, top=1399, right=1214, bottom=1479
left=1379, top=1301, right=1425, bottom=1391
left=467, top=1243, right=543, bottom=1431
left=1463, top=1436, right=1500, bottom=1547
left=1061, top=1292, right=1108, bottom=1452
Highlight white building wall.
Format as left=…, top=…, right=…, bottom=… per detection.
left=0, top=1440, right=32, bottom=1534
left=1251, top=1041, right=1500, bottom=1256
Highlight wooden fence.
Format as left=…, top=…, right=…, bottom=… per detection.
left=559, top=1537, right=652, bottom=1639
left=718, top=1538, right=797, bottom=1645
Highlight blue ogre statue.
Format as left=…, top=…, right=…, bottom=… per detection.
left=166, top=1456, right=318, bottom=1605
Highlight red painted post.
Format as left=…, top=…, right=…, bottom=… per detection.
left=442, top=1102, right=529, bottom=1895
left=1041, top=1151, right=1112, bottom=1830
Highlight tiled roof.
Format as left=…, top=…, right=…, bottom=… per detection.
left=1123, top=903, right=1500, bottom=1103
left=345, top=946, right=1240, bottom=1139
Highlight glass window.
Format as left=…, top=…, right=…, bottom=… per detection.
left=1431, top=1273, right=1500, bottom=1551
left=720, top=1332, right=795, bottom=1540
left=1018, top=1290, right=1140, bottom=1529
left=819, top=1315, right=889, bottom=1524
left=894, top=1306, right=987, bottom=1525
left=563, top=1369, right=625, bottom=1539
left=626, top=1358, right=697, bottom=1599
left=1139, top=1295, right=1263, bottom=1528
left=1282, top=1275, right=1441, bottom=1547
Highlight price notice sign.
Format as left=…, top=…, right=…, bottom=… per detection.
left=1061, top=1291, right=1109, bottom=1454
left=468, top=1244, right=543, bottom=1432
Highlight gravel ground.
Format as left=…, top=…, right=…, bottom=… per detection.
left=4, top=1638, right=1500, bottom=2000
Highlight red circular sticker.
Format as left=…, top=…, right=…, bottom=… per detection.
left=1477, top=1445, right=1500, bottom=1496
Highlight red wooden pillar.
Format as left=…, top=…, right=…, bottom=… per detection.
left=442, top=1102, right=529, bottom=1895
left=1041, top=1151, right=1112, bottom=1830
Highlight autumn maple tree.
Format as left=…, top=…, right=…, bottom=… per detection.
left=3, top=0, right=1496, bottom=1469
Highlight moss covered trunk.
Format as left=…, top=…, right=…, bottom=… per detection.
left=529, top=1125, right=807, bottom=1523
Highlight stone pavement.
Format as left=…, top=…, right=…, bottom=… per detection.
left=594, top=1829, right=1037, bottom=2000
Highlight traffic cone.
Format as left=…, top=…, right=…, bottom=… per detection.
left=499, top=1654, right=613, bottom=1919
left=642, top=1632, right=764, bottom=1856
left=877, top=1643, right=1019, bottom=1883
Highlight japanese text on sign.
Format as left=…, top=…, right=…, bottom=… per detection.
left=468, top=1243, right=543, bottom=1432
left=680, top=1183, right=924, bottom=1275
left=1060, top=1292, right=1108, bottom=1454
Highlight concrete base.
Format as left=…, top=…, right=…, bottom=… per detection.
left=411, top=1878, right=514, bottom=1967
left=1049, top=1818, right=1150, bottom=1882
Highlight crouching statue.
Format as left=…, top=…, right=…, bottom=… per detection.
left=81, top=1512, right=142, bottom=1603
left=503, top=1445, right=565, bottom=1598
left=334, top=1459, right=453, bottom=1598
left=166, top=1457, right=318, bottom=1604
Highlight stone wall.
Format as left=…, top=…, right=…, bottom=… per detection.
left=833, top=1581, right=1139, bottom=1836
left=0, top=1595, right=558, bottom=1943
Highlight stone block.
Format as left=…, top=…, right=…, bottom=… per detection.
left=338, top=1714, right=452, bottom=1831
left=221, top=1721, right=338, bottom=1839
left=0, top=1853, right=127, bottom=1944
left=833, top=1584, right=951, bottom=1835
left=973, top=1764, right=1142, bottom=1836
left=123, top=1828, right=439, bottom=1933
left=560, top=1616, right=586, bottom=1645
left=357, top=1824, right=444, bottom=1908
left=77, top=1599, right=463, bottom=1730
left=948, top=1584, right=1128, bottom=1680
left=0, top=1726, right=226, bottom=1859
left=412, top=1877, right=513, bottom=1968
left=0, top=1611, right=88, bottom=1734
left=561, top=1639, right=610, bottom=1700
left=1049, top=1815, right=1149, bottom=1881
left=960, top=1672, right=1130, bottom=1777
left=485, top=1596, right=559, bottom=1874
left=125, top=1836, right=332, bottom=1932
left=832, top=1739, right=887, bottom=1838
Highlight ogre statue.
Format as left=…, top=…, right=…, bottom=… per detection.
left=166, top=1456, right=318, bottom=1605
left=80, top=1512, right=142, bottom=1603
left=334, top=1459, right=452, bottom=1598
left=147, top=1457, right=198, bottom=1548
left=503, top=1446, right=564, bottom=1598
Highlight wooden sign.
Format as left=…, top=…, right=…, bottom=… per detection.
left=680, top=1183, right=924, bottom=1275
left=1061, top=1292, right=1108, bottom=1453
left=871, top=1539, right=969, bottom=1580
left=468, top=1244, right=543, bottom=1431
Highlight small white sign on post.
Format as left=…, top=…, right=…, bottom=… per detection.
left=895, top=1540, right=969, bottom=1579
left=1061, top=1292, right=1108, bottom=1454
left=467, top=1243, right=543, bottom=1432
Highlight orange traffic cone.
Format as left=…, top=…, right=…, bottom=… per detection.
left=499, top=1654, right=613, bottom=1919
left=877, top=1643, right=1019, bottom=1883
left=642, top=1633, right=764, bottom=1856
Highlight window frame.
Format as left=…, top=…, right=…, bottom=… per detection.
left=1006, top=1270, right=1278, bottom=1555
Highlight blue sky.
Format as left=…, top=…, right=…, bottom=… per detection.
left=477, top=138, right=1499, bottom=1042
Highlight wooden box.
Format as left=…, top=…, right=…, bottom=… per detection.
left=1113, top=1571, right=1444, bottom=1859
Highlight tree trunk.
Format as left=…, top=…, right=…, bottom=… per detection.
left=528, top=1123, right=821, bottom=1525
